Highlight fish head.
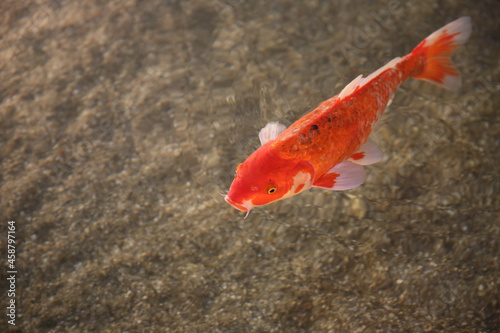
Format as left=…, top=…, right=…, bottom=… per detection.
left=225, top=145, right=315, bottom=214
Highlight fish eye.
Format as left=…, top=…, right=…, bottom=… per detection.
left=267, top=187, right=277, bottom=194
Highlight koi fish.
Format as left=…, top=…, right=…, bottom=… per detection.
left=225, top=17, right=472, bottom=217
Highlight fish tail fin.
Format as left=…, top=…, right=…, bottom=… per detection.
left=411, top=16, right=472, bottom=90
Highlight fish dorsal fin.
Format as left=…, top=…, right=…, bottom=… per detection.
left=338, top=57, right=402, bottom=101
left=348, top=139, right=383, bottom=165
left=338, top=74, right=364, bottom=100
left=258, top=122, right=287, bottom=145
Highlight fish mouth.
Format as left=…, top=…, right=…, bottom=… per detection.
left=224, top=195, right=253, bottom=212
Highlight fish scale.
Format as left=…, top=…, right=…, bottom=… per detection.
left=225, top=17, right=472, bottom=215
left=274, top=66, right=401, bottom=176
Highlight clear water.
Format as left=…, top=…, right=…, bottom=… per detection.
left=1, top=0, right=499, bottom=331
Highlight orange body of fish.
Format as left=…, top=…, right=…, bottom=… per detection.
left=225, top=17, right=472, bottom=217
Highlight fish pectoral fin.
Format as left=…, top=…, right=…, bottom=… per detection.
left=312, top=161, right=366, bottom=190
left=348, top=139, right=383, bottom=165
left=258, top=122, right=287, bottom=146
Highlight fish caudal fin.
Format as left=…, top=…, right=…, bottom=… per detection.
left=411, top=17, right=472, bottom=90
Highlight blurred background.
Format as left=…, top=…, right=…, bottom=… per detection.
left=0, top=0, right=499, bottom=331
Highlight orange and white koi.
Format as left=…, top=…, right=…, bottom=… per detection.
left=225, top=17, right=472, bottom=217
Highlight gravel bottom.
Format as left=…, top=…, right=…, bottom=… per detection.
left=1, top=0, right=499, bottom=332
